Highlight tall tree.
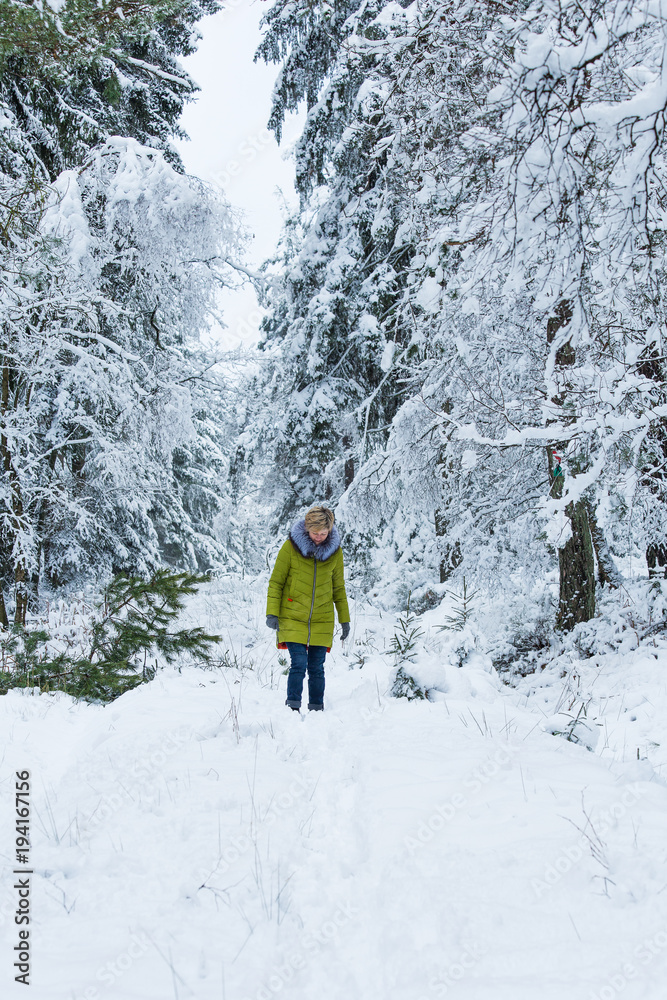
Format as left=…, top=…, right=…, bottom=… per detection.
left=0, top=136, right=240, bottom=618
left=0, top=0, right=218, bottom=179
left=0, top=0, right=244, bottom=620
left=257, top=0, right=667, bottom=624
left=256, top=0, right=416, bottom=525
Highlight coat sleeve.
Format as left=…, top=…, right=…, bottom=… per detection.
left=332, top=548, right=351, bottom=624
left=266, top=541, right=291, bottom=617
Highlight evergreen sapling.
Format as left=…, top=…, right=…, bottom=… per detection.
left=0, top=570, right=221, bottom=702
left=389, top=593, right=427, bottom=700
left=437, top=578, right=478, bottom=633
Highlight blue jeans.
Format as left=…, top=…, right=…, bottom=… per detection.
left=285, top=643, right=326, bottom=710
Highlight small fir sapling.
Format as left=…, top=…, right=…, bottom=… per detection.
left=389, top=593, right=427, bottom=700
left=542, top=701, right=601, bottom=752
left=0, top=571, right=221, bottom=702
left=391, top=665, right=428, bottom=700
left=389, top=592, right=424, bottom=662
left=437, top=578, right=478, bottom=633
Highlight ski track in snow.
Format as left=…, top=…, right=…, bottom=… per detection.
left=2, top=588, right=667, bottom=1000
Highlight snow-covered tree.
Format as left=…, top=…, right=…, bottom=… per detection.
left=257, top=0, right=667, bottom=626
left=407, top=0, right=667, bottom=618
left=256, top=0, right=417, bottom=525
left=0, top=135, right=241, bottom=619
left=0, top=1, right=245, bottom=621
left=0, top=0, right=218, bottom=179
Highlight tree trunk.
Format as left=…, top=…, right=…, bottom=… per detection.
left=435, top=428, right=461, bottom=582
left=7, top=460, right=31, bottom=624
left=557, top=499, right=596, bottom=630
left=2, top=342, right=35, bottom=624
left=647, top=544, right=667, bottom=580
left=548, top=443, right=596, bottom=631
left=14, top=562, right=28, bottom=626
left=1, top=356, right=8, bottom=469
left=546, top=302, right=596, bottom=630
left=342, top=434, right=355, bottom=490
left=435, top=507, right=462, bottom=583
left=634, top=350, right=667, bottom=581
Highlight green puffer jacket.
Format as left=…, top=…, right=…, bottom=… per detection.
left=266, top=519, right=350, bottom=648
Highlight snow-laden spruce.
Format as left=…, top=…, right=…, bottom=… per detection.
left=0, top=132, right=243, bottom=619
left=250, top=0, right=667, bottom=625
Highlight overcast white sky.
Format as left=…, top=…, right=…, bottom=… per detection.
left=175, top=0, right=303, bottom=349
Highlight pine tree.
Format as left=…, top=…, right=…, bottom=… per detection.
left=256, top=0, right=416, bottom=524
left=0, top=0, right=219, bottom=180
left=0, top=1, right=242, bottom=619
left=0, top=570, right=222, bottom=701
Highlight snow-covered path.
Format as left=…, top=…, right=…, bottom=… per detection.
left=2, top=599, right=667, bottom=1000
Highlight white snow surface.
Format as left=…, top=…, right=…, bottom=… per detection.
left=2, top=577, right=667, bottom=1000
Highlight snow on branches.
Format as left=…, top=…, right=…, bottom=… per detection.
left=256, top=0, right=667, bottom=613
left=0, top=133, right=242, bottom=619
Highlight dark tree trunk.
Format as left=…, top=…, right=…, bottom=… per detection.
left=14, top=562, right=28, bottom=625
left=557, top=499, right=596, bottom=630
left=435, top=427, right=461, bottom=582
left=2, top=340, right=38, bottom=623
left=546, top=302, right=596, bottom=630
left=635, top=350, right=667, bottom=579
left=435, top=507, right=462, bottom=583
left=342, top=434, right=355, bottom=490
left=547, top=443, right=596, bottom=631
left=647, top=544, right=667, bottom=580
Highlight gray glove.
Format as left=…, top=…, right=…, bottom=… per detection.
left=266, top=615, right=279, bottom=630
left=340, top=622, right=350, bottom=641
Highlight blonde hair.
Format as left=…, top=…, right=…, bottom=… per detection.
left=304, top=505, right=335, bottom=533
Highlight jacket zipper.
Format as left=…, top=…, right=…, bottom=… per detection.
left=307, top=557, right=317, bottom=648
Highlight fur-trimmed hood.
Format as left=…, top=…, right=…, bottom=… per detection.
left=289, top=518, right=341, bottom=561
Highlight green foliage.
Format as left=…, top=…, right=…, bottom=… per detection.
left=0, top=570, right=221, bottom=702
left=389, top=593, right=428, bottom=699
left=391, top=664, right=427, bottom=700
left=389, top=593, right=424, bottom=664
left=103, top=73, right=122, bottom=108
left=437, top=578, right=478, bottom=633
left=0, top=0, right=207, bottom=78
left=547, top=702, right=599, bottom=752
left=91, top=570, right=221, bottom=668
left=0, top=626, right=51, bottom=675
left=0, top=0, right=220, bottom=179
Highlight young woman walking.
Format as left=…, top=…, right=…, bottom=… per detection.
left=266, top=505, right=350, bottom=711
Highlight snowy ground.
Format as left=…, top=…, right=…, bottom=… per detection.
left=2, top=576, right=667, bottom=1000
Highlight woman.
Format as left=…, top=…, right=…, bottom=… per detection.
left=266, top=505, right=350, bottom=712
